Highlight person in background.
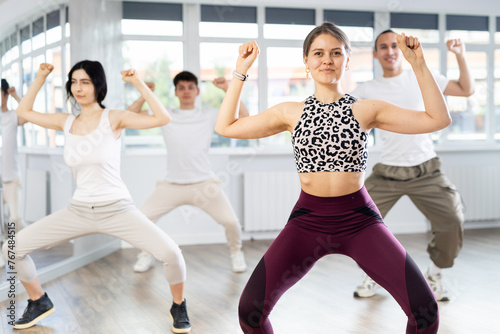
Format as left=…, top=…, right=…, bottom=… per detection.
left=1, top=79, right=27, bottom=269
left=351, top=29, right=473, bottom=302
left=127, top=71, right=248, bottom=274
left=3, top=61, right=191, bottom=333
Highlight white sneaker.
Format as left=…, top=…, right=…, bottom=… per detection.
left=353, top=275, right=381, bottom=298
left=133, top=252, right=155, bottom=273
left=425, top=270, right=450, bottom=302
left=230, top=250, right=247, bottom=273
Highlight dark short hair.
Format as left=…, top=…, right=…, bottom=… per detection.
left=374, top=29, right=396, bottom=51
left=173, top=71, right=198, bottom=88
left=303, top=21, right=351, bottom=57
left=1, top=79, right=9, bottom=95
left=65, top=60, right=107, bottom=109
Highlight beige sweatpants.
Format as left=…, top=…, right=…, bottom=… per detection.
left=140, top=178, right=243, bottom=253
left=2, top=198, right=186, bottom=284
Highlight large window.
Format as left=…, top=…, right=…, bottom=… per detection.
left=200, top=5, right=258, bottom=38
left=199, top=42, right=258, bottom=148
left=390, top=13, right=441, bottom=72
left=443, top=15, right=490, bottom=143
left=3, top=4, right=500, bottom=151
left=122, top=40, right=184, bottom=148
left=122, top=2, right=183, bottom=36
left=121, top=2, right=184, bottom=148
left=0, top=7, right=69, bottom=148
left=446, top=51, right=487, bottom=141
left=446, top=15, right=489, bottom=44
left=199, top=5, right=259, bottom=148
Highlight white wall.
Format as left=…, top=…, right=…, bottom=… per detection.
left=122, top=148, right=500, bottom=246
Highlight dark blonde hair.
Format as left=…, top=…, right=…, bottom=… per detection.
left=303, top=22, right=351, bottom=57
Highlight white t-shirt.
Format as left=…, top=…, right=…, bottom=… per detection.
left=64, top=109, right=131, bottom=202
left=352, top=70, right=449, bottom=166
left=1, top=109, right=20, bottom=182
left=162, top=106, right=218, bottom=184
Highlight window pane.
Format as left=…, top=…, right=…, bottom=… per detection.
left=199, top=22, right=257, bottom=38
left=10, top=33, right=19, bottom=60
left=46, top=46, right=64, bottom=147
left=402, top=48, right=440, bottom=72
left=264, top=24, right=315, bottom=40
left=446, top=30, right=489, bottom=44
left=22, top=57, right=32, bottom=96
left=200, top=42, right=258, bottom=147
left=65, top=22, right=70, bottom=38
left=266, top=46, right=311, bottom=146
left=47, top=26, right=62, bottom=44
left=340, top=26, right=373, bottom=42
left=122, top=40, right=183, bottom=148
left=32, top=32, right=45, bottom=50
left=121, top=19, right=183, bottom=36
left=445, top=51, right=487, bottom=141
left=345, top=46, right=374, bottom=93
left=31, top=54, right=48, bottom=146
left=21, top=39, right=31, bottom=55
left=495, top=50, right=500, bottom=140
left=392, top=28, right=439, bottom=44
left=346, top=46, right=375, bottom=146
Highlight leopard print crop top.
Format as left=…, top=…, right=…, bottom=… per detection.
left=291, top=94, right=369, bottom=173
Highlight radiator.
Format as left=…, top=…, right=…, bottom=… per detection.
left=242, top=166, right=500, bottom=232
left=443, top=166, right=500, bottom=221
left=243, top=171, right=301, bottom=232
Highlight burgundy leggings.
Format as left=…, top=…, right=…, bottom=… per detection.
left=239, top=187, right=438, bottom=333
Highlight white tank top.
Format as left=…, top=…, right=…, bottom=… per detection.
left=63, top=109, right=131, bottom=202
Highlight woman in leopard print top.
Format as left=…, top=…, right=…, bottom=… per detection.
left=216, top=22, right=449, bottom=334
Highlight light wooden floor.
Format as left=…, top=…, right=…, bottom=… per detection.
left=0, top=228, right=498, bottom=333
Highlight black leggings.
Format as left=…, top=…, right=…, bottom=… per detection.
left=239, top=187, right=439, bottom=333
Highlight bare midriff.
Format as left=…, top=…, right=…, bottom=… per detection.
left=298, top=171, right=365, bottom=197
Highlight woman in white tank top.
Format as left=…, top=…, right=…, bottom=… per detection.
left=3, top=61, right=191, bottom=333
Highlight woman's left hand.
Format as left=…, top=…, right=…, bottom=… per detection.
left=397, top=33, right=424, bottom=66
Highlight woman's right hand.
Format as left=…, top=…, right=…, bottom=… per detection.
left=236, top=41, right=259, bottom=75
left=38, top=63, right=54, bottom=79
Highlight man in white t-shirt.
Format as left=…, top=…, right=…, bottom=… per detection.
left=351, top=30, right=474, bottom=301
left=128, top=71, right=249, bottom=273
left=1, top=79, right=27, bottom=268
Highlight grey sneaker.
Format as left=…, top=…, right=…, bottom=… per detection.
left=425, top=270, right=450, bottom=302
left=170, top=299, right=191, bottom=333
left=13, top=293, right=55, bottom=329
left=353, top=275, right=381, bottom=298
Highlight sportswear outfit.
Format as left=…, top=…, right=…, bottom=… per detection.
left=2, top=110, right=186, bottom=284
left=238, top=95, right=439, bottom=334
left=139, top=107, right=243, bottom=254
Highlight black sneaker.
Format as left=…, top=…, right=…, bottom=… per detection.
left=169, top=299, right=191, bottom=333
left=13, top=292, right=55, bottom=329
